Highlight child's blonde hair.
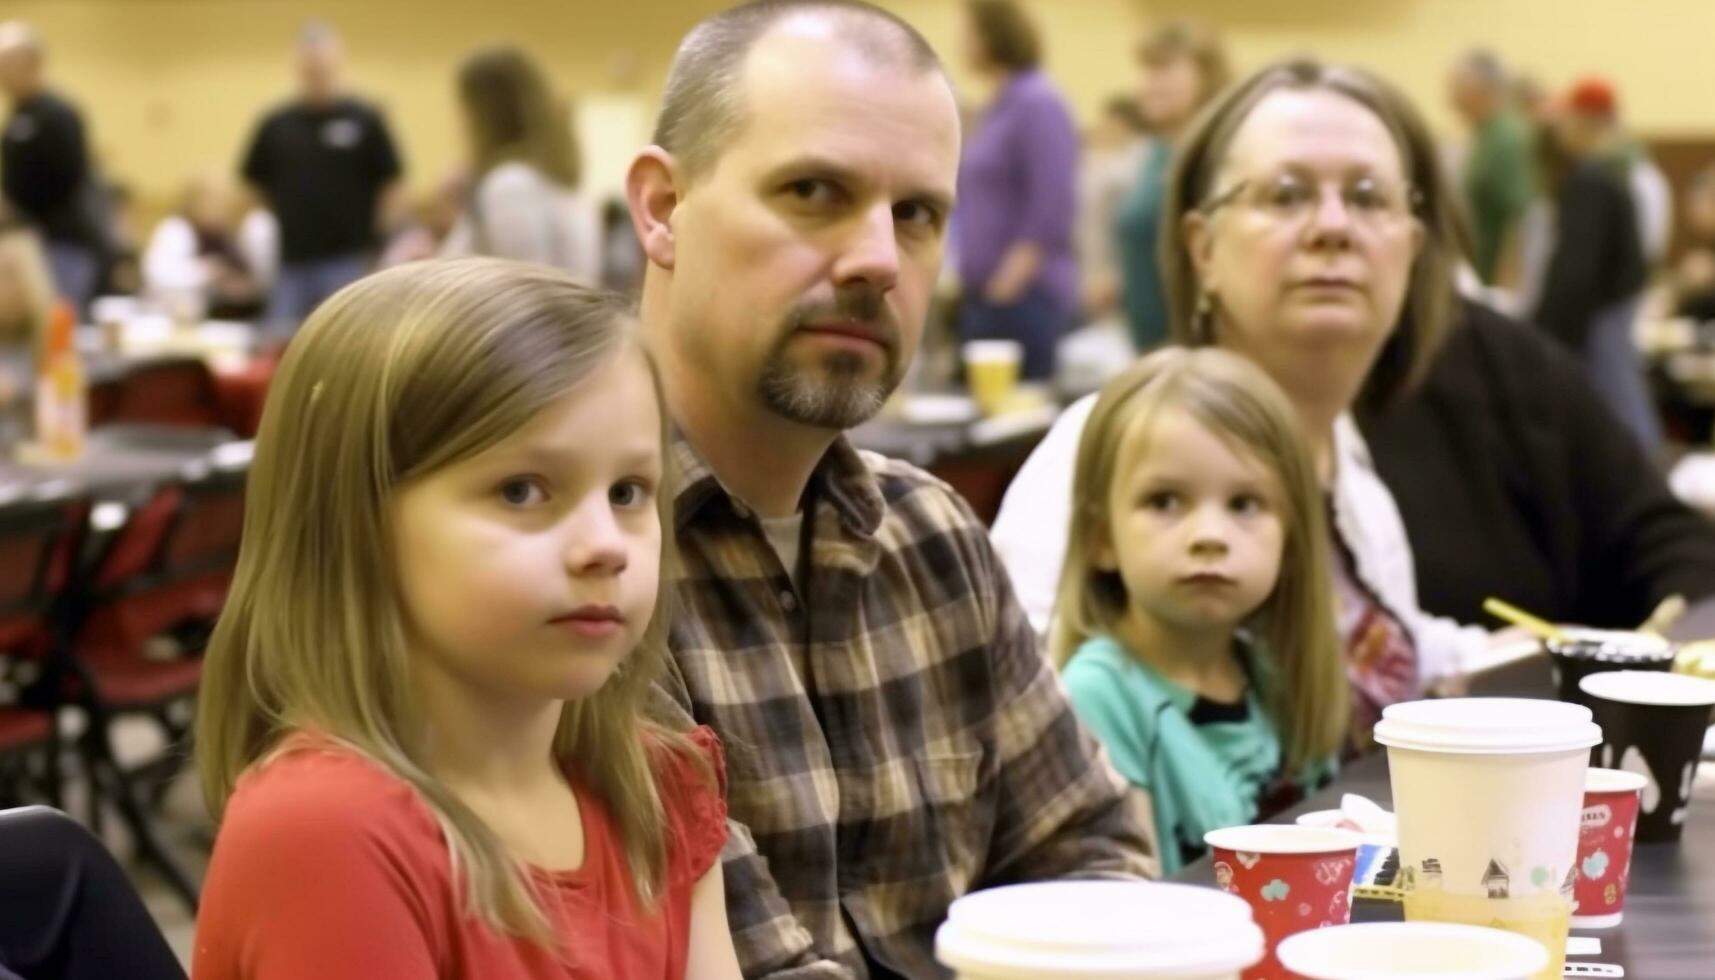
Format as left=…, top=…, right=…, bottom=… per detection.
left=197, top=257, right=699, bottom=945
left=1050, top=347, right=1348, bottom=770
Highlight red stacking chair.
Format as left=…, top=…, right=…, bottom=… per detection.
left=0, top=485, right=87, bottom=810
left=89, top=357, right=225, bottom=430
left=67, top=442, right=251, bottom=912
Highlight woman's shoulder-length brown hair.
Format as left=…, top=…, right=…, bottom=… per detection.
left=457, top=45, right=582, bottom=188
left=1159, top=58, right=1472, bottom=408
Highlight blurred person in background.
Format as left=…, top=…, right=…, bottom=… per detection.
left=953, top=0, right=1079, bottom=379
left=0, top=21, right=105, bottom=311
left=0, top=220, right=53, bottom=447
left=599, top=196, right=645, bottom=293
left=92, top=179, right=142, bottom=297
left=1531, top=85, right=1661, bottom=454
left=1077, top=94, right=1147, bottom=322
left=1558, top=77, right=1673, bottom=266
left=143, top=173, right=270, bottom=320
left=1447, top=48, right=1535, bottom=289
left=240, top=21, right=403, bottom=335
left=1113, top=19, right=1230, bottom=351
left=379, top=171, right=467, bottom=267
left=1511, top=72, right=1551, bottom=125
left=1672, top=163, right=1715, bottom=322
left=440, top=46, right=601, bottom=283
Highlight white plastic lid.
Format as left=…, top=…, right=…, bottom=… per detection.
left=962, top=339, right=1024, bottom=361
left=1579, top=669, right=1715, bottom=707
left=1586, top=767, right=1649, bottom=794
left=936, top=881, right=1264, bottom=979
left=1203, top=824, right=1360, bottom=854
left=1373, top=698, right=1601, bottom=755
left=1277, top=922, right=1549, bottom=979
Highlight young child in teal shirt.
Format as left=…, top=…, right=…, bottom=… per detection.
left=1052, top=348, right=1347, bottom=873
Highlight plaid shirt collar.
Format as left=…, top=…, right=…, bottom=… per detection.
left=669, top=427, right=886, bottom=538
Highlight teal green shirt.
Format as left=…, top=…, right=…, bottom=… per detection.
left=1462, top=111, right=1537, bottom=284
left=1062, top=634, right=1333, bottom=874
left=1113, top=139, right=1173, bottom=352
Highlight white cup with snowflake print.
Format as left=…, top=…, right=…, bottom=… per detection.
left=1374, top=698, right=1601, bottom=980
left=934, top=880, right=1264, bottom=979
left=1580, top=670, right=1715, bottom=844
left=1277, top=922, right=1549, bottom=979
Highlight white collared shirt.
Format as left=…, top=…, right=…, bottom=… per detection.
left=991, top=397, right=1487, bottom=684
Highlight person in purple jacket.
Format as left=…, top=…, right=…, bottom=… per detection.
left=953, top=0, right=1080, bottom=380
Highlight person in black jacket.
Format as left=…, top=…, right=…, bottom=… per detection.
left=1361, top=298, right=1715, bottom=629
left=0, top=21, right=102, bottom=310
left=1530, top=85, right=1662, bottom=454
left=239, top=22, right=402, bottom=336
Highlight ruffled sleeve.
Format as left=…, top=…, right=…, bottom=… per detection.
left=658, top=725, right=729, bottom=885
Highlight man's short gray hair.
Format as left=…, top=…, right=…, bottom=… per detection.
left=297, top=20, right=339, bottom=50
left=0, top=21, right=43, bottom=58
left=1454, top=47, right=1508, bottom=89
left=652, top=0, right=942, bottom=179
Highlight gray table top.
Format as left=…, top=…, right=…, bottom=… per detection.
left=848, top=404, right=1058, bottom=467
left=0, top=425, right=235, bottom=503
left=1173, top=659, right=1715, bottom=979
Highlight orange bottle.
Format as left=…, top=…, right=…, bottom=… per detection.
left=34, top=301, right=86, bottom=461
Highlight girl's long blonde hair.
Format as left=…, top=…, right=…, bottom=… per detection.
left=1050, top=347, right=1348, bottom=770
left=197, top=257, right=697, bottom=944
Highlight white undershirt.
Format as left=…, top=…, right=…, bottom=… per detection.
left=758, top=511, right=806, bottom=591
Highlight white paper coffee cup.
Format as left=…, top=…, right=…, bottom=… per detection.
left=1374, top=698, right=1599, bottom=980
left=1276, top=922, right=1550, bottom=979
left=935, top=880, right=1264, bottom=979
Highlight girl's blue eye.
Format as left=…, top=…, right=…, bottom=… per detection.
left=1231, top=494, right=1265, bottom=515
left=499, top=478, right=545, bottom=507
left=1144, top=491, right=1179, bottom=512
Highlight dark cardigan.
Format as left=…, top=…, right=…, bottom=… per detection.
left=1360, top=299, right=1715, bottom=628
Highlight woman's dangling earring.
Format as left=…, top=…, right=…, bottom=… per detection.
left=1194, top=291, right=1215, bottom=344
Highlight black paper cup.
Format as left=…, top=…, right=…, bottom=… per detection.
left=1580, top=670, right=1715, bottom=843
left=1547, top=628, right=1675, bottom=707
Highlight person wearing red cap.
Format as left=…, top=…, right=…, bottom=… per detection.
left=1557, top=76, right=1673, bottom=264
left=1531, top=79, right=1664, bottom=454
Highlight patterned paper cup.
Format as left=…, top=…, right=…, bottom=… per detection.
left=1571, top=767, right=1648, bottom=928
left=1204, top=825, right=1360, bottom=980
left=1580, top=670, right=1715, bottom=842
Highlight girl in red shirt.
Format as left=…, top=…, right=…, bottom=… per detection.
left=192, top=258, right=741, bottom=979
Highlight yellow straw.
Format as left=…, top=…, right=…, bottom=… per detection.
left=1482, top=597, right=1569, bottom=644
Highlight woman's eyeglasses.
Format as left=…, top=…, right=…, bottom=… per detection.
left=1201, top=171, right=1422, bottom=232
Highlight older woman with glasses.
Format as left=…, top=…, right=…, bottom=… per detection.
left=995, top=59, right=1497, bottom=744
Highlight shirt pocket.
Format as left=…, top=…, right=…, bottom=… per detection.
left=838, top=745, right=991, bottom=952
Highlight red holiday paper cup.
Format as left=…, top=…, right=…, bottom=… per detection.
left=1572, top=767, right=1647, bottom=928
left=1205, top=825, right=1361, bottom=980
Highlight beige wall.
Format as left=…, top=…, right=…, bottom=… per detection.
left=8, top=0, right=1715, bottom=213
